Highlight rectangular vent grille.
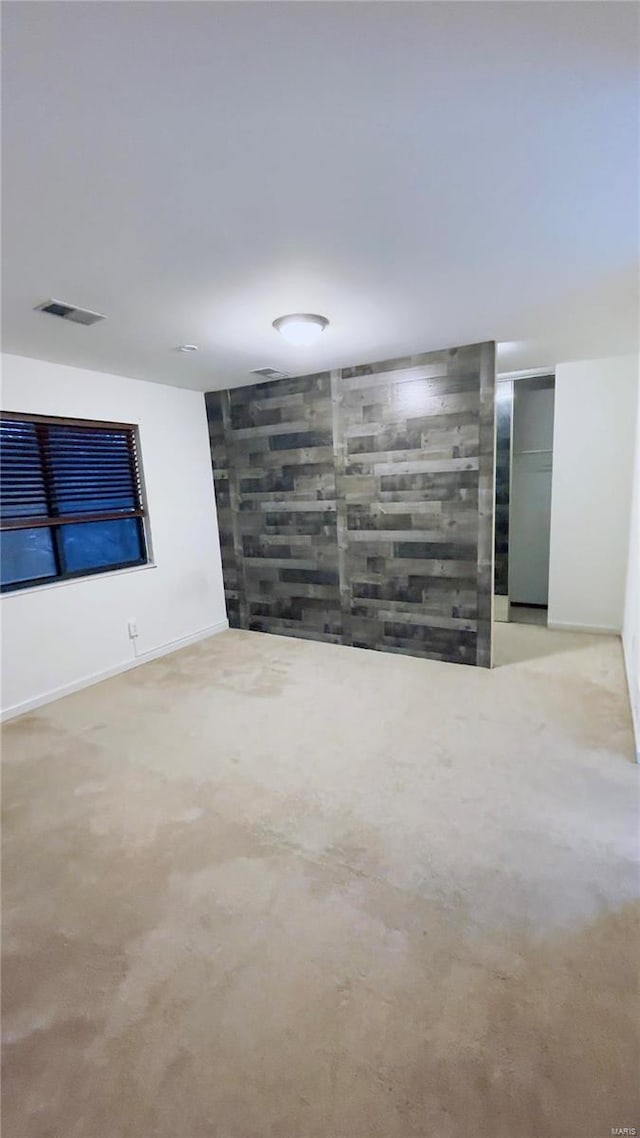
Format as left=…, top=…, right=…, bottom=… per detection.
left=251, top=367, right=290, bottom=380
left=34, top=299, right=106, bottom=326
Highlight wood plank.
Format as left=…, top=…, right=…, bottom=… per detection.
left=206, top=341, right=494, bottom=667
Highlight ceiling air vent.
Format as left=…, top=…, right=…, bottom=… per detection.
left=251, top=367, right=290, bottom=380
left=34, top=299, right=106, bottom=326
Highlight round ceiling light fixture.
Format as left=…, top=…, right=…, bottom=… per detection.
left=176, top=343, right=199, bottom=353
left=272, top=313, right=329, bottom=347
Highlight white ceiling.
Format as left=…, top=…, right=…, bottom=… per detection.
left=2, top=1, right=638, bottom=392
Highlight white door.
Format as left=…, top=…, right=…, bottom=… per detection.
left=509, top=450, right=553, bottom=604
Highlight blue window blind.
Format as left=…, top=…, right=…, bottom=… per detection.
left=0, top=413, right=147, bottom=592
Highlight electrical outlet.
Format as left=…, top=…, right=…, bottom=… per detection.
left=128, top=619, right=138, bottom=640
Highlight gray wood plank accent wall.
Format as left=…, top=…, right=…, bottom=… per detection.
left=206, top=341, right=496, bottom=666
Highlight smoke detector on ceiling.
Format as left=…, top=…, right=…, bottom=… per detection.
left=251, top=367, right=290, bottom=380
left=34, top=299, right=106, bottom=326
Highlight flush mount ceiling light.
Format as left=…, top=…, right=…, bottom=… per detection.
left=272, top=313, right=329, bottom=347
left=176, top=344, right=198, bottom=353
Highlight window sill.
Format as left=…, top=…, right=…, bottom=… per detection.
left=1, top=562, right=157, bottom=598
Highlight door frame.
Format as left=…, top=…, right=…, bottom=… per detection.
left=494, top=368, right=556, bottom=623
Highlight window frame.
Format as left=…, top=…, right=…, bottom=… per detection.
left=0, top=410, right=149, bottom=594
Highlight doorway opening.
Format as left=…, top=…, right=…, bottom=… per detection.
left=494, top=373, right=555, bottom=628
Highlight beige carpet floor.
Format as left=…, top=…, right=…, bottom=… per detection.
left=2, top=625, right=639, bottom=1138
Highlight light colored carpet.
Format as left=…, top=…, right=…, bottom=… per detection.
left=2, top=626, right=639, bottom=1138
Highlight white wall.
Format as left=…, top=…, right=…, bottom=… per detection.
left=622, top=366, right=640, bottom=759
left=0, top=353, right=227, bottom=718
left=548, top=355, right=638, bottom=634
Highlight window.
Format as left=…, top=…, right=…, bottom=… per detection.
left=0, top=412, right=148, bottom=592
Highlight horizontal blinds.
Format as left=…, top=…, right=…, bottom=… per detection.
left=0, top=414, right=145, bottom=530
left=0, top=420, right=48, bottom=520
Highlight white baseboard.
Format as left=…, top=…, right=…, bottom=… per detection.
left=547, top=620, right=621, bottom=635
left=0, top=619, right=229, bottom=723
